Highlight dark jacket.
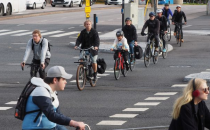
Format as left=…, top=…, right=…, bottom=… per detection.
left=122, top=24, right=137, bottom=43
left=169, top=100, right=210, bottom=130
left=172, top=10, right=187, bottom=23
left=162, top=7, right=173, bottom=19
left=76, top=28, right=100, bottom=56
left=141, top=19, right=160, bottom=35
left=156, top=15, right=167, bottom=31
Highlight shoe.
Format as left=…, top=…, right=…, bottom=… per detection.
left=163, top=48, right=167, bottom=53
left=126, top=61, right=129, bottom=71
left=93, top=72, right=97, bottom=81
left=174, top=32, right=176, bottom=36
left=181, top=39, right=184, bottom=42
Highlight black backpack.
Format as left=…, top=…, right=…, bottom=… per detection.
left=32, top=37, right=52, bottom=52
left=134, top=45, right=143, bottom=59
left=14, top=81, right=43, bottom=122
left=97, top=58, right=107, bottom=74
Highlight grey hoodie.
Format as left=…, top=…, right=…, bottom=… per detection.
left=23, top=37, right=51, bottom=64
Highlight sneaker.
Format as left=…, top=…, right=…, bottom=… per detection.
left=181, top=39, right=184, bottom=42
left=93, top=72, right=97, bottom=81
left=163, top=48, right=167, bottom=53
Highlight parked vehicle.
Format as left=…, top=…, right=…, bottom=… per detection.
left=0, top=0, right=26, bottom=16
left=51, top=0, right=84, bottom=7
left=158, top=0, right=173, bottom=4
left=105, top=0, right=129, bottom=5
left=26, top=0, right=46, bottom=9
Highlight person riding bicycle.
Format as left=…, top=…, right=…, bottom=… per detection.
left=122, top=17, right=138, bottom=62
left=162, top=3, right=173, bottom=25
left=172, top=5, right=187, bottom=42
left=156, top=9, right=168, bottom=53
left=74, top=20, right=100, bottom=81
left=22, top=66, right=85, bottom=130
left=21, top=30, right=51, bottom=79
left=141, top=12, right=160, bottom=55
left=110, top=30, right=130, bottom=71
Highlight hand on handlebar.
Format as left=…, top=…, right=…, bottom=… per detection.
left=21, top=62, right=25, bottom=70
left=75, top=122, right=85, bottom=130
left=94, top=46, right=98, bottom=50
left=41, top=63, right=45, bottom=70
left=185, top=22, right=187, bottom=25
left=141, top=32, right=146, bottom=36
left=110, top=48, right=113, bottom=51
left=74, top=46, right=78, bottom=50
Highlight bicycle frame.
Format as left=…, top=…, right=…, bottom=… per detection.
left=114, top=50, right=125, bottom=70
left=147, top=34, right=155, bottom=56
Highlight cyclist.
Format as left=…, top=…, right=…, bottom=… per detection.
left=74, top=20, right=100, bottom=81
left=141, top=12, right=160, bottom=55
left=156, top=9, right=167, bottom=53
left=122, top=17, right=138, bottom=62
left=162, top=3, right=173, bottom=25
left=172, top=5, right=187, bottom=42
left=21, top=30, right=51, bottom=79
left=22, top=66, right=85, bottom=130
left=110, top=30, right=130, bottom=71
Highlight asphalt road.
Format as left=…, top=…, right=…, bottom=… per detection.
left=0, top=5, right=209, bottom=130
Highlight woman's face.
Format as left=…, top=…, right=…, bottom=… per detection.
left=197, top=82, right=209, bottom=100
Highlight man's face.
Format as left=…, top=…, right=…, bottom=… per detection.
left=157, top=13, right=162, bottom=17
left=33, top=33, right=41, bottom=43
left=177, top=7, right=181, bottom=12
left=165, top=6, right=169, bottom=9
left=117, top=36, right=123, bottom=41
left=126, top=20, right=132, bottom=25
left=85, top=22, right=92, bottom=31
left=55, top=78, right=67, bottom=91
left=150, top=16, right=155, bottom=20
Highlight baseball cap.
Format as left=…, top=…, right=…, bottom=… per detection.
left=47, top=66, right=72, bottom=79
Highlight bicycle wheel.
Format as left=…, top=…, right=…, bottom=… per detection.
left=90, top=68, right=97, bottom=87
left=114, top=58, right=121, bottom=80
left=153, top=51, right=159, bottom=64
left=144, top=44, right=151, bottom=67
left=167, top=26, right=171, bottom=41
left=129, top=54, right=135, bottom=71
left=179, top=31, right=182, bottom=47
left=162, top=44, right=168, bottom=59
left=122, top=63, right=128, bottom=77
left=76, top=65, right=86, bottom=91
left=176, top=31, right=179, bottom=44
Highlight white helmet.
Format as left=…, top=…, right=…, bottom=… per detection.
left=176, top=5, right=181, bottom=8
left=156, top=9, right=163, bottom=13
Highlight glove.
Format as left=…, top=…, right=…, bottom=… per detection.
left=141, top=32, right=146, bottom=36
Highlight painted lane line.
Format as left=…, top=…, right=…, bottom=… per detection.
left=70, top=80, right=76, bottom=83
left=0, top=30, right=10, bottom=33
left=68, top=27, right=75, bottom=29
left=171, top=84, right=188, bottom=87
left=182, top=25, right=192, bottom=28
left=0, top=107, right=12, bottom=110
left=97, top=120, right=126, bottom=125
left=5, top=101, right=17, bottom=105
left=134, top=102, right=160, bottom=106
left=154, top=92, right=177, bottom=96
left=105, top=71, right=114, bottom=73
left=41, top=31, right=64, bottom=36
left=7, top=63, right=20, bottom=66
left=0, top=30, right=28, bottom=36
left=110, top=114, right=138, bottom=118
left=73, top=56, right=80, bottom=59
left=12, top=30, right=46, bottom=36
left=50, top=31, right=79, bottom=37
left=97, top=74, right=110, bottom=76
left=123, top=108, right=149, bottom=112
left=11, top=43, right=27, bottom=45
left=17, top=24, right=25, bottom=26
left=145, top=97, right=169, bottom=100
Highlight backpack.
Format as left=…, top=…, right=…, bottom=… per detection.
left=97, top=58, right=107, bottom=74
left=32, top=37, right=52, bottom=52
left=14, top=81, right=44, bottom=122
left=134, top=45, right=143, bottom=59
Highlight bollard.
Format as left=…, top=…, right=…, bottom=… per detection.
left=94, top=14, right=97, bottom=29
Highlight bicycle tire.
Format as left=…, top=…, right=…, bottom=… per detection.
left=153, top=51, right=159, bottom=64
left=76, top=65, right=86, bottom=91
left=168, top=26, right=171, bottom=41
left=114, top=58, right=121, bottom=80
left=144, top=44, right=151, bottom=67
left=162, top=44, right=168, bottom=59
left=179, top=32, right=182, bottom=47
left=129, top=54, right=135, bottom=71
left=122, top=63, right=128, bottom=77
left=90, top=68, right=97, bottom=87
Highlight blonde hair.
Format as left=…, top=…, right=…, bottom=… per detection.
left=172, top=78, right=206, bottom=119
left=32, top=29, right=42, bottom=37
left=84, top=20, right=92, bottom=26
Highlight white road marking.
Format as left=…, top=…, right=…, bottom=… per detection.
left=7, top=63, right=20, bottom=66
left=50, top=31, right=79, bottom=37
left=0, top=30, right=28, bottom=36
left=154, top=92, right=177, bottom=96
left=97, top=74, right=110, bottom=76
left=0, top=107, right=12, bottom=110
left=105, top=71, right=114, bottom=73
left=97, top=120, right=126, bottom=125
left=110, top=114, right=138, bottom=118
left=206, top=69, right=210, bottom=71
left=134, top=102, right=160, bottom=106
left=73, top=56, right=80, bottom=59
left=0, top=30, right=10, bottom=33
left=17, top=24, right=25, bottom=26
left=5, top=101, right=17, bottom=105
left=11, top=43, right=27, bottom=45
left=70, top=80, right=76, bottom=83
left=12, top=30, right=46, bottom=36
left=145, top=97, right=169, bottom=100
left=98, top=32, right=102, bottom=34
left=123, top=108, right=149, bottom=112
left=182, top=25, right=192, bottom=28
left=201, top=72, right=210, bottom=73
left=69, top=36, right=78, bottom=38
left=41, top=31, right=64, bottom=36
left=171, top=84, right=188, bottom=87
left=68, top=27, right=75, bottom=29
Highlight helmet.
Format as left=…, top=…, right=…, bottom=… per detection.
left=149, top=12, right=155, bottom=17
left=164, top=3, right=169, bottom=6
left=176, top=5, right=181, bottom=8
left=125, top=17, right=132, bottom=22
left=116, top=30, right=124, bottom=37
left=156, top=9, right=163, bottom=13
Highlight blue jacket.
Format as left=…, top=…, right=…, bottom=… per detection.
left=22, top=77, right=71, bottom=130
left=162, top=7, right=173, bottom=19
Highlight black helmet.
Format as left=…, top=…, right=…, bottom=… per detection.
left=125, top=17, right=132, bottom=22
left=116, top=30, right=124, bottom=37
left=164, top=3, right=169, bottom=6
left=149, top=12, right=155, bottom=17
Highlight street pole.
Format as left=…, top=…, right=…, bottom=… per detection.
left=154, top=0, right=157, bottom=14
left=122, top=0, right=125, bottom=28
left=85, top=0, right=91, bottom=19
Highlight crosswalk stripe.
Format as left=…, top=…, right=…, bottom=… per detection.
left=134, top=102, right=160, bottom=106
left=97, top=120, right=126, bottom=125
left=97, top=74, right=110, bottom=76
left=123, top=108, right=149, bottom=112
left=0, top=107, right=12, bottom=110
left=171, top=84, right=187, bottom=87
left=5, top=101, right=17, bottom=105
left=50, top=31, right=79, bottom=37
left=0, top=30, right=28, bottom=36
left=41, top=31, right=64, bottom=36
left=0, top=30, right=10, bottom=33
left=12, top=30, right=47, bottom=36
left=154, top=92, right=177, bottom=96
left=110, top=114, right=138, bottom=118
left=145, top=97, right=169, bottom=100
left=105, top=71, right=114, bottom=73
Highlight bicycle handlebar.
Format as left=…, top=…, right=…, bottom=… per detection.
left=77, top=46, right=95, bottom=51
left=21, top=63, right=42, bottom=71
left=76, top=124, right=91, bottom=130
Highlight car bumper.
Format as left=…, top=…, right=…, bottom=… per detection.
left=53, top=2, right=69, bottom=5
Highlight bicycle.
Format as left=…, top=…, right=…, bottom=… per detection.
left=159, top=31, right=168, bottom=59
left=174, top=22, right=185, bottom=47
left=21, top=63, right=43, bottom=78
left=76, top=124, right=91, bottom=130
left=113, top=49, right=128, bottom=80
left=165, top=19, right=171, bottom=42
left=128, top=45, right=136, bottom=71
left=74, top=46, right=97, bottom=91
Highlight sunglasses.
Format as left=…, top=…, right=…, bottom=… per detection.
left=201, top=87, right=210, bottom=93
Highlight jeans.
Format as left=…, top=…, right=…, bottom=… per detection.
left=160, top=31, right=166, bottom=48
left=128, top=40, right=134, bottom=55
left=31, top=58, right=50, bottom=79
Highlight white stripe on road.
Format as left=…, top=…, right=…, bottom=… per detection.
left=154, top=92, right=177, bottom=96
left=110, top=114, right=138, bottom=118
left=11, top=43, right=27, bottom=45
left=182, top=25, right=192, bottom=28
left=41, top=31, right=64, bottom=36
left=134, top=102, right=160, bottom=106
left=0, top=107, right=12, bottom=110
left=97, top=74, right=110, bottom=76
left=68, top=27, right=75, bottom=29
left=171, top=84, right=188, bottom=87
left=105, top=71, right=114, bottom=73
left=123, top=108, right=149, bottom=112
left=50, top=31, right=79, bottom=37
left=5, top=101, right=17, bottom=105
left=0, top=30, right=28, bottom=36
left=7, top=63, right=21, bottom=65
left=145, top=97, right=169, bottom=100
left=12, top=30, right=46, bottom=36
left=97, top=120, right=126, bottom=125
left=73, top=56, right=80, bottom=59
left=0, top=30, right=10, bottom=33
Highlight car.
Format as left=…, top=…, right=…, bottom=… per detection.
left=105, top=0, right=130, bottom=5
left=26, top=0, right=46, bottom=9
left=51, top=0, right=84, bottom=7
left=158, top=0, right=172, bottom=4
